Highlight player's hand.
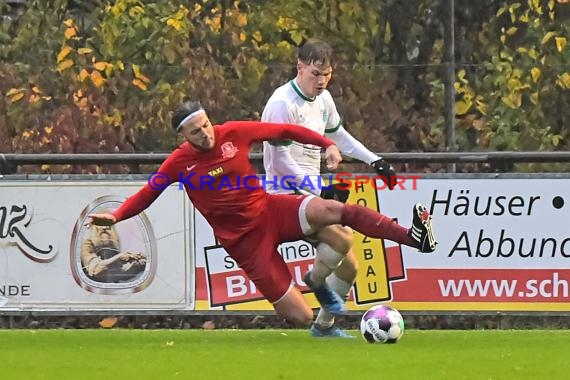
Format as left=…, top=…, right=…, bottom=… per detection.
left=86, top=213, right=117, bottom=227
left=324, top=145, right=342, bottom=170
left=371, top=158, right=396, bottom=190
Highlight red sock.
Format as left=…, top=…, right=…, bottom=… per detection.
left=340, top=203, right=418, bottom=248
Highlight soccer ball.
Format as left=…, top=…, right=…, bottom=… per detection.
left=360, top=304, right=404, bottom=343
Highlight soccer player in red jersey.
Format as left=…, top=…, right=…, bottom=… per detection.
left=88, top=100, right=436, bottom=328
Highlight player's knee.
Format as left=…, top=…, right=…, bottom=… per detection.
left=295, top=311, right=314, bottom=327
left=273, top=287, right=313, bottom=327
left=279, top=309, right=313, bottom=327
left=343, top=258, right=358, bottom=279
left=335, top=251, right=358, bottom=281
left=332, top=231, right=353, bottom=254
left=318, top=226, right=352, bottom=254
left=338, top=227, right=353, bottom=249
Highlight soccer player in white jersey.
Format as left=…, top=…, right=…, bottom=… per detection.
left=262, top=39, right=436, bottom=338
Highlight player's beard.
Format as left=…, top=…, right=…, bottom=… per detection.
left=192, top=137, right=213, bottom=151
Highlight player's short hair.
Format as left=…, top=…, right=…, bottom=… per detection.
left=297, top=39, right=334, bottom=67
left=171, top=100, right=204, bottom=131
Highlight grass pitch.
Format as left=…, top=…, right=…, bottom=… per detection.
left=1, top=329, right=567, bottom=380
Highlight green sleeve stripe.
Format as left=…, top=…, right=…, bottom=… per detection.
left=325, top=121, right=342, bottom=134
left=268, top=140, right=293, bottom=146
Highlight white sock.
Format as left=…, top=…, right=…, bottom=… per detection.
left=314, top=273, right=354, bottom=328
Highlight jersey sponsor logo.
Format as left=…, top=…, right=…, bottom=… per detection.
left=221, top=142, right=238, bottom=158
left=208, top=167, right=224, bottom=177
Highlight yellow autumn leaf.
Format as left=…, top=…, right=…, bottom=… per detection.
left=78, top=47, right=93, bottom=55
left=239, top=31, right=246, bottom=42
left=22, top=130, right=31, bottom=139
left=501, top=93, right=522, bottom=109
left=29, top=94, right=40, bottom=103
left=506, top=27, right=518, bottom=35
left=129, top=5, right=144, bottom=17
left=104, top=63, right=114, bottom=77
left=454, top=82, right=463, bottom=93
left=252, top=30, right=262, bottom=42
left=132, top=78, right=148, bottom=91
left=131, top=64, right=150, bottom=82
left=541, top=31, right=556, bottom=44
left=206, top=15, right=221, bottom=32
left=135, top=71, right=151, bottom=83
left=455, top=100, right=472, bottom=115
left=475, top=96, right=487, bottom=115
left=79, top=69, right=89, bottom=81
left=132, top=64, right=142, bottom=78
left=556, top=73, right=570, bottom=89
left=555, top=37, right=567, bottom=52
left=90, top=70, right=105, bottom=87
left=6, top=88, right=23, bottom=96
left=528, top=49, right=538, bottom=59
left=457, top=69, right=468, bottom=83
left=236, top=13, right=247, bottom=27
left=64, top=19, right=74, bottom=27
left=93, top=61, right=107, bottom=71
left=57, top=46, right=72, bottom=63
left=9, top=91, right=25, bottom=102
left=44, top=126, right=54, bottom=134
left=111, top=109, right=122, bottom=124
left=531, top=67, right=541, bottom=83
left=64, top=27, right=76, bottom=40
left=276, top=16, right=290, bottom=29
left=99, top=317, right=117, bottom=329
left=166, top=18, right=184, bottom=31
left=57, top=59, right=74, bottom=72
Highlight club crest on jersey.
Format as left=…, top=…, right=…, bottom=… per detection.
left=221, top=142, right=238, bottom=158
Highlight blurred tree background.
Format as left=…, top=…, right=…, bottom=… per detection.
left=0, top=0, right=568, bottom=173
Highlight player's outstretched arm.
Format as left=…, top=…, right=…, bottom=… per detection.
left=327, top=126, right=397, bottom=190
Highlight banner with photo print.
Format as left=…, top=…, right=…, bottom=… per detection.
left=0, top=181, right=189, bottom=310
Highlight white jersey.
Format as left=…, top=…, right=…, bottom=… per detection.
left=262, top=79, right=380, bottom=194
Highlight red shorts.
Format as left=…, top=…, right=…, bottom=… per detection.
left=223, top=194, right=309, bottom=303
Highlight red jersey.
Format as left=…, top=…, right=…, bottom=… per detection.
left=112, top=121, right=335, bottom=245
